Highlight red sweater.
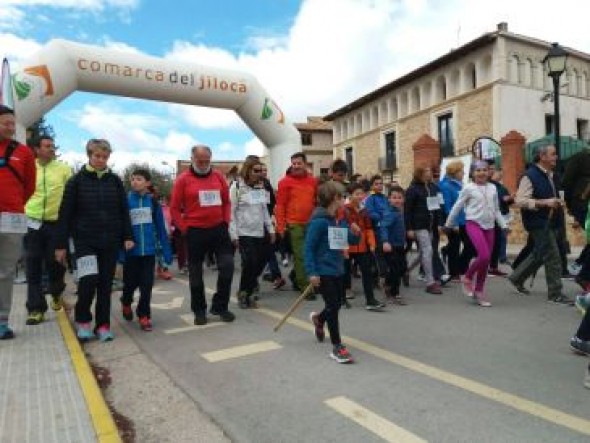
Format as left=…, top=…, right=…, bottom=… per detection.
left=0, top=139, right=36, bottom=213
left=170, top=168, right=230, bottom=232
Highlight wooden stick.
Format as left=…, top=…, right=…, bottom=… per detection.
left=273, top=284, right=315, bottom=332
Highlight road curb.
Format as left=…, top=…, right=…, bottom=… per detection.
left=56, top=309, right=122, bottom=443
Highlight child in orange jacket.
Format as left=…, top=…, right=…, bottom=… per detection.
left=338, top=183, right=385, bottom=311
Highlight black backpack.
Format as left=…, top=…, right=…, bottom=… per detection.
left=0, top=140, right=23, bottom=184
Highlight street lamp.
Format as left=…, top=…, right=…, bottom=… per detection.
left=542, top=42, right=568, bottom=168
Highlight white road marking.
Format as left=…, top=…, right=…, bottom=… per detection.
left=201, top=341, right=282, bottom=363
left=325, top=396, right=427, bottom=443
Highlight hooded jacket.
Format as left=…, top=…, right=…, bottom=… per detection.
left=0, top=139, right=36, bottom=213
left=304, top=207, right=359, bottom=277
left=380, top=205, right=406, bottom=247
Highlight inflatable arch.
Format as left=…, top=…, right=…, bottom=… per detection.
left=10, top=39, right=301, bottom=184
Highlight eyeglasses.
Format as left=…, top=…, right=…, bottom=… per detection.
left=252, top=168, right=262, bottom=173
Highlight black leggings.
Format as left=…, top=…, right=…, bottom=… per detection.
left=317, top=276, right=343, bottom=346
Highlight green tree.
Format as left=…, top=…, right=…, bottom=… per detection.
left=119, top=162, right=173, bottom=199
left=26, top=117, right=56, bottom=146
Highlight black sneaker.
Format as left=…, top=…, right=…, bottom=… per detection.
left=210, top=309, right=235, bottom=322
left=365, top=299, right=386, bottom=311
left=570, top=336, right=590, bottom=356
left=237, top=291, right=249, bottom=309
left=508, top=279, right=530, bottom=295
left=194, top=312, right=207, bottom=326
left=548, top=294, right=574, bottom=306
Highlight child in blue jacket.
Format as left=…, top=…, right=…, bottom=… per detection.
left=305, top=181, right=360, bottom=364
left=120, top=169, right=172, bottom=331
left=380, top=186, right=408, bottom=305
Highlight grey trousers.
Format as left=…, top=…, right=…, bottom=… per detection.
left=509, top=227, right=562, bottom=298
left=0, top=233, right=24, bottom=323
left=415, top=229, right=435, bottom=285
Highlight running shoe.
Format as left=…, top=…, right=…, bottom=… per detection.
left=0, top=324, right=14, bottom=340
left=426, top=283, right=442, bottom=295
left=548, top=294, right=574, bottom=306
left=508, top=278, right=530, bottom=295
left=138, top=316, right=153, bottom=332
left=50, top=295, right=64, bottom=311
left=96, top=325, right=114, bottom=342
left=309, top=311, right=325, bottom=342
left=365, top=299, right=386, bottom=311
left=474, top=292, right=492, bottom=307
left=76, top=322, right=94, bottom=341
left=488, top=268, right=508, bottom=277
left=575, top=293, right=589, bottom=316
left=330, top=344, right=354, bottom=364
left=121, top=303, right=133, bottom=321
left=461, top=276, right=474, bottom=297
left=272, top=277, right=286, bottom=290
left=26, top=311, right=44, bottom=325
left=570, top=336, right=590, bottom=356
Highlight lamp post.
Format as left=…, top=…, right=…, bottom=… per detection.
left=542, top=42, right=568, bottom=170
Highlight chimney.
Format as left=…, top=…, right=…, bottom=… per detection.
left=497, top=22, right=508, bottom=32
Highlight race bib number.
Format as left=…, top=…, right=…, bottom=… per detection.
left=328, top=227, right=348, bottom=250
left=130, top=207, right=152, bottom=225
left=27, top=217, right=42, bottom=231
left=199, top=190, right=222, bottom=207
left=427, top=196, right=440, bottom=211
left=77, top=255, right=98, bottom=279
left=438, top=192, right=445, bottom=205
left=248, top=189, right=267, bottom=205
left=0, top=212, right=27, bottom=233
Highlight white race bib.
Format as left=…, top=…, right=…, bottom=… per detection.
left=437, top=192, right=445, bottom=205
left=265, top=190, right=271, bottom=204
left=328, top=226, right=348, bottom=250
left=77, top=255, right=98, bottom=279
left=427, top=196, right=440, bottom=211
left=199, top=190, right=222, bottom=207
left=27, top=217, right=42, bottom=230
left=559, top=190, right=565, bottom=200
left=0, top=212, right=27, bottom=234
left=130, top=207, right=152, bottom=225
left=248, top=189, right=267, bottom=205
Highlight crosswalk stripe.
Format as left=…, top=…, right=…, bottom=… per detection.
left=201, top=341, right=282, bottom=363
left=325, top=396, right=427, bottom=443
left=163, top=323, right=226, bottom=335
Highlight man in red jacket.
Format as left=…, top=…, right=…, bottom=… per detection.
left=170, top=145, right=235, bottom=325
left=0, top=105, right=36, bottom=339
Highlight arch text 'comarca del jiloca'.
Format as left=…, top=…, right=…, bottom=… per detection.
left=10, top=39, right=301, bottom=184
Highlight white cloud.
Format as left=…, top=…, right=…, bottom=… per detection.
left=0, top=33, right=42, bottom=65
left=245, top=137, right=264, bottom=157
left=163, top=0, right=590, bottom=131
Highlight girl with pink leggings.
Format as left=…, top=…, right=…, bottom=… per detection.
left=445, top=160, right=508, bottom=306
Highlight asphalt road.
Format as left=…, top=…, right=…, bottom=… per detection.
left=94, top=259, right=590, bottom=443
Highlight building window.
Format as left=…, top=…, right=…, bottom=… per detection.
left=438, top=113, right=454, bottom=157
left=301, top=132, right=312, bottom=145
left=577, top=118, right=588, bottom=140
left=545, top=114, right=554, bottom=135
left=384, top=131, right=397, bottom=170
left=320, top=167, right=329, bottom=176
left=345, top=147, right=353, bottom=175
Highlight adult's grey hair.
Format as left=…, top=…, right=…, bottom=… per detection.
left=191, top=144, right=212, bottom=156
left=533, top=143, right=554, bottom=163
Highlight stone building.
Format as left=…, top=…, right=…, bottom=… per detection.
left=324, top=22, right=590, bottom=189
left=294, top=116, right=333, bottom=177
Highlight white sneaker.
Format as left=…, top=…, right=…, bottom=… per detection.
left=568, top=262, right=582, bottom=276
left=282, top=258, right=289, bottom=267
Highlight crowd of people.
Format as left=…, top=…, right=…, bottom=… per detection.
left=0, top=102, right=589, bottom=379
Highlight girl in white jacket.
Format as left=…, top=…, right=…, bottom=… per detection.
left=445, top=160, right=508, bottom=306
left=229, top=159, right=275, bottom=308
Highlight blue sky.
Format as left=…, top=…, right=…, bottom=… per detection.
left=2, top=0, right=589, bottom=172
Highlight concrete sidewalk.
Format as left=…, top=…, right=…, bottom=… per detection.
left=0, top=283, right=108, bottom=443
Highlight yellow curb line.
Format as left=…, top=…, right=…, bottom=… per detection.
left=56, top=310, right=122, bottom=443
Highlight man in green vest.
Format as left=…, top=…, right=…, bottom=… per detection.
left=24, top=136, right=72, bottom=325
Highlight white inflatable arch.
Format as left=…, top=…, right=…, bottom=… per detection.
left=11, top=39, right=301, bottom=184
